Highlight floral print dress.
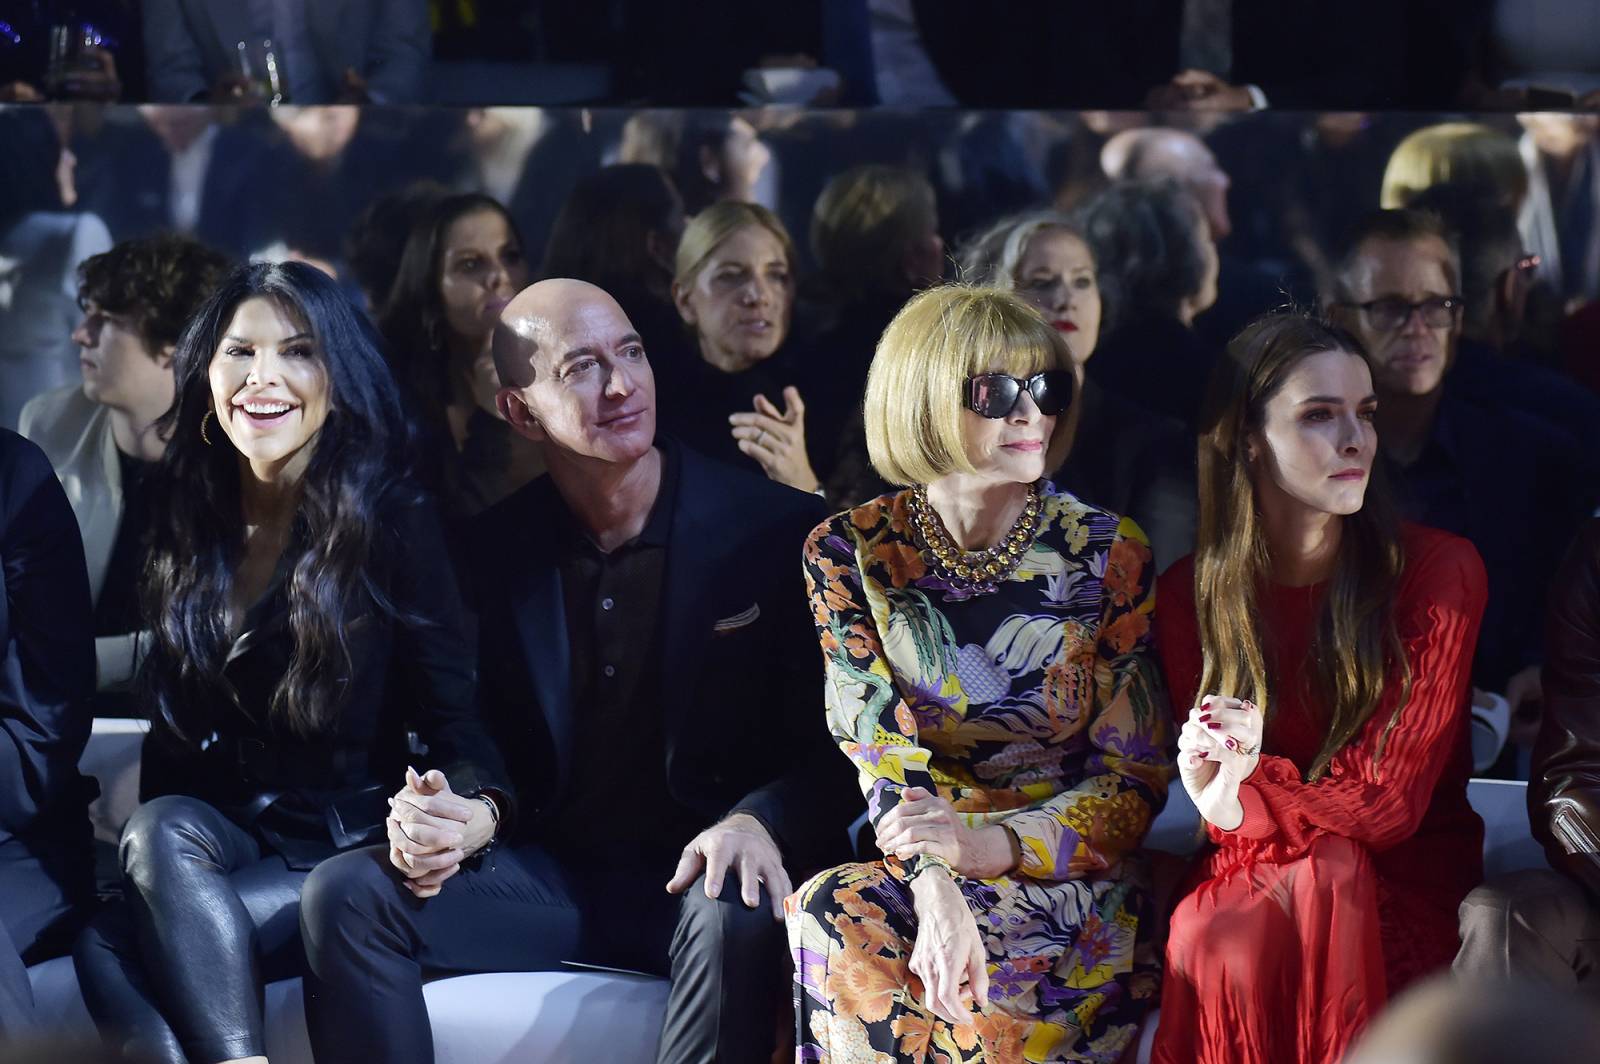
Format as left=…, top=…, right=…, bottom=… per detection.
left=788, top=487, right=1173, bottom=1064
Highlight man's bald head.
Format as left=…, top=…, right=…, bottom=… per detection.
left=1101, top=128, right=1232, bottom=239
left=490, top=277, right=656, bottom=466
left=491, top=278, right=634, bottom=389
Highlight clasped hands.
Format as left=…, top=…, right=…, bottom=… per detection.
left=1177, top=695, right=1264, bottom=831
left=385, top=766, right=497, bottom=898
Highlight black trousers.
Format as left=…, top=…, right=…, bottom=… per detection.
left=72, top=796, right=307, bottom=1063
left=300, top=840, right=789, bottom=1064
left=0, top=826, right=94, bottom=1032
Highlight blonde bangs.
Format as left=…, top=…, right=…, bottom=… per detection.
left=864, top=285, right=1079, bottom=486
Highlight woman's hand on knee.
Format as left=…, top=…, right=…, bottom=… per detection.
left=908, top=869, right=989, bottom=1028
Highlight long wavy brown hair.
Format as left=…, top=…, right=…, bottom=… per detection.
left=1194, top=311, right=1411, bottom=781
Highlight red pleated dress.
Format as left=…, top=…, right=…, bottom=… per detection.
left=1151, top=523, right=1488, bottom=1064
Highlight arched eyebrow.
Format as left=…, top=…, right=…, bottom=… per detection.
left=1298, top=393, right=1378, bottom=405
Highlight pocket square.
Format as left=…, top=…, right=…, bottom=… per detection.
left=712, top=603, right=761, bottom=632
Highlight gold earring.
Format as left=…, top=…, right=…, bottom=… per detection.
left=201, top=410, right=214, bottom=446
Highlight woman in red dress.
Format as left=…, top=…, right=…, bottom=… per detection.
left=1152, top=312, right=1487, bottom=1064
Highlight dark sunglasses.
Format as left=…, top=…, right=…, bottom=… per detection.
left=964, top=370, right=1075, bottom=419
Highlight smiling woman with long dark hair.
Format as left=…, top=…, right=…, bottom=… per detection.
left=72, top=262, right=511, bottom=1064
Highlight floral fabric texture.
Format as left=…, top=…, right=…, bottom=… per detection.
left=788, top=487, right=1173, bottom=1063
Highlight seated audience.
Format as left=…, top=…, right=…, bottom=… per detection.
left=1076, top=179, right=1220, bottom=432
left=538, top=164, right=686, bottom=358
left=72, top=261, right=512, bottom=1064
left=1155, top=311, right=1487, bottom=1063
left=298, top=278, right=859, bottom=1064
left=960, top=209, right=1196, bottom=568
left=1456, top=518, right=1600, bottom=993
left=656, top=201, right=824, bottom=492
left=380, top=192, right=541, bottom=517
left=790, top=285, right=1172, bottom=1060
left=0, top=109, right=113, bottom=430
left=1101, top=127, right=1233, bottom=241
left=19, top=234, right=232, bottom=717
left=1409, top=185, right=1600, bottom=512
left=0, top=429, right=96, bottom=1033
left=1329, top=209, right=1578, bottom=760
left=808, top=164, right=946, bottom=505
left=141, top=0, right=430, bottom=104
left=71, top=106, right=273, bottom=260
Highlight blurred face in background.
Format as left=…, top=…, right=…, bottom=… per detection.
left=1339, top=235, right=1459, bottom=398
left=437, top=207, right=528, bottom=352
left=674, top=223, right=793, bottom=372
left=1013, top=228, right=1101, bottom=365
left=72, top=298, right=173, bottom=414
left=271, top=106, right=361, bottom=163
left=708, top=117, right=772, bottom=205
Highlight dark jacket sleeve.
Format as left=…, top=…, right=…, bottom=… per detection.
left=1533, top=520, right=1600, bottom=898
left=728, top=493, right=862, bottom=870
left=362, top=0, right=431, bottom=104
left=0, top=431, right=95, bottom=838
left=384, top=492, right=516, bottom=826
left=141, top=0, right=212, bottom=102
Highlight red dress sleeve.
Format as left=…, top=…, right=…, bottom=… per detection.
left=1219, top=529, right=1487, bottom=859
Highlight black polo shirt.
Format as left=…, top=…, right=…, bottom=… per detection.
left=547, top=446, right=701, bottom=856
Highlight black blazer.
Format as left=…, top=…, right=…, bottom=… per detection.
left=467, top=441, right=861, bottom=869
left=141, top=487, right=512, bottom=867
left=0, top=430, right=96, bottom=846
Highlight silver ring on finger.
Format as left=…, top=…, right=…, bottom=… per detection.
left=758, top=429, right=768, bottom=446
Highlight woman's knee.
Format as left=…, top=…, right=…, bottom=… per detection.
left=118, top=796, right=227, bottom=883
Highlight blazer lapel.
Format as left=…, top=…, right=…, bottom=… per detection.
left=502, top=491, right=575, bottom=795
left=659, top=449, right=726, bottom=737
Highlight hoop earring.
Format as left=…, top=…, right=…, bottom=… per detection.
left=201, top=410, right=214, bottom=446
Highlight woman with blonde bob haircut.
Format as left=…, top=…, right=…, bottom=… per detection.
left=657, top=201, right=826, bottom=490
left=1151, top=311, right=1489, bottom=1064
left=1379, top=122, right=1528, bottom=210
left=790, top=284, right=1172, bottom=1061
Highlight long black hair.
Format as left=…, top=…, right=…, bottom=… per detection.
left=144, top=260, right=415, bottom=740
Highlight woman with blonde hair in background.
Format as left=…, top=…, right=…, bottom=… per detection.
left=656, top=200, right=832, bottom=492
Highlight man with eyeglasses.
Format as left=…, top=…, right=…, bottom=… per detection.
left=1330, top=208, right=1582, bottom=778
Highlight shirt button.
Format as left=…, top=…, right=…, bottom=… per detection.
left=603, top=664, right=617, bottom=678
left=601, top=597, right=614, bottom=610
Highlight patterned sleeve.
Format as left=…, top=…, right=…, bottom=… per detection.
left=1003, top=518, right=1175, bottom=880
left=802, top=512, right=952, bottom=883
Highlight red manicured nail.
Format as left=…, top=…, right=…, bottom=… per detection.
left=1207, top=722, right=1222, bottom=730
left=1199, top=713, right=1212, bottom=722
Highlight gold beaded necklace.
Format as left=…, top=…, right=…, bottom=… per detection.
left=908, top=482, right=1042, bottom=594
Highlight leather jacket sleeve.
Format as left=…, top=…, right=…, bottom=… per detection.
left=1532, top=519, right=1600, bottom=899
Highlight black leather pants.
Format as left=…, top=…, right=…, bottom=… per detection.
left=73, top=796, right=307, bottom=1064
